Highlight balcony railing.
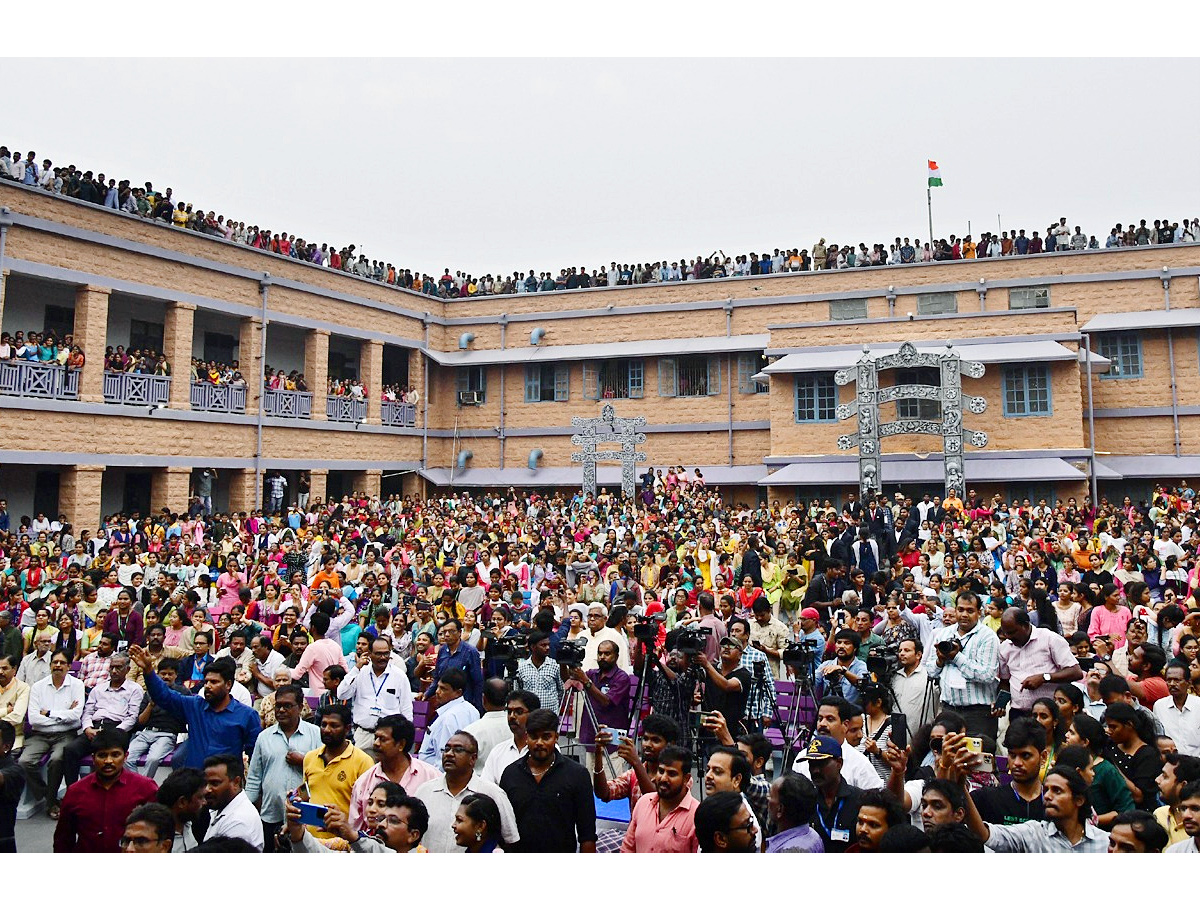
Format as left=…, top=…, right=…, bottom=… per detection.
left=381, top=400, right=417, bottom=427
left=264, top=388, right=313, bottom=419
left=102, top=371, right=170, bottom=406
left=190, top=380, right=247, bottom=414
left=327, top=395, right=367, bottom=423
left=0, top=359, right=80, bottom=400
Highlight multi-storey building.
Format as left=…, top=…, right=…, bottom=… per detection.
left=2, top=180, right=1198, bottom=527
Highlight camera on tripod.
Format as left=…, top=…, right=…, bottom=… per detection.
left=557, top=637, right=588, bottom=667
left=676, top=625, right=712, bottom=656
left=781, top=641, right=816, bottom=668
left=488, top=633, right=529, bottom=663
left=632, top=612, right=665, bottom=643
left=865, top=645, right=900, bottom=681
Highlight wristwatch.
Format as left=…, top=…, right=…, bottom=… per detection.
left=1042, top=673, right=1051, bottom=683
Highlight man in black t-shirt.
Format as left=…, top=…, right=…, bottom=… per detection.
left=699, top=637, right=750, bottom=737
left=971, top=718, right=1046, bottom=826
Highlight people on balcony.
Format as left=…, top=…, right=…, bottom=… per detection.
left=263, top=367, right=307, bottom=393
left=192, top=358, right=246, bottom=387
left=0, top=331, right=83, bottom=368
left=104, top=346, right=169, bottom=377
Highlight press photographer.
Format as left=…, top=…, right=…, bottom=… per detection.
left=816, top=629, right=868, bottom=703
left=696, top=636, right=750, bottom=740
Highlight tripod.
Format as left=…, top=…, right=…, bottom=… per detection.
left=627, top=636, right=655, bottom=739
left=780, top=658, right=820, bottom=772
left=557, top=683, right=619, bottom=779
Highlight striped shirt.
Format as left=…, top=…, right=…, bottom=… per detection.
left=924, top=620, right=1000, bottom=708
left=740, top=645, right=777, bottom=723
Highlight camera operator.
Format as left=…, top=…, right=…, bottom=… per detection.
left=816, top=629, right=868, bottom=704
left=804, top=559, right=847, bottom=627
left=649, top=646, right=699, bottom=747
left=696, top=637, right=750, bottom=740
left=892, top=638, right=939, bottom=735
left=748, top=596, right=789, bottom=678
left=924, top=593, right=1001, bottom=743
left=513, top=630, right=564, bottom=712
left=566, top=640, right=632, bottom=773
left=727, top=621, right=776, bottom=732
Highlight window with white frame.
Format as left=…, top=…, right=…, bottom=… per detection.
left=895, top=367, right=941, bottom=420
left=1003, top=364, right=1052, bottom=416
left=454, top=366, right=487, bottom=402
left=524, top=362, right=569, bottom=402
left=737, top=352, right=769, bottom=394
left=1096, top=332, right=1142, bottom=379
left=794, top=373, right=837, bottom=422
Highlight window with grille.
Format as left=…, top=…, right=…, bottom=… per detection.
left=524, top=363, right=569, bottom=402
left=917, top=292, right=958, bottom=315
left=794, top=373, right=837, bottom=422
left=583, top=359, right=644, bottom=400
left=1003, top=365, right=1052, bottom=416
left=830, top=297, right=869, bottom=321
left=454, top=366, right=487, bottom=401
left=738, top=352, right=770, bottom=394
left=895, top=367, right=941, bottom=420
left=1096, top=332, right=1142, bottom=379
left=1009, top=287, right=1050, bottom=310
left=658, top=355, right=721, bottom=397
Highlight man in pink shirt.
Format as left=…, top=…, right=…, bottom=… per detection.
left=621, top=745, right=699, bottom=853
left=289, top=612, right=344, bottom=685
left=997, top=608, right=1082, bottom=714
left=348, top=714, right=439, bottom=830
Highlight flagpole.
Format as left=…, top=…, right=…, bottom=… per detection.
left=927, top=187, right=934, bottom=248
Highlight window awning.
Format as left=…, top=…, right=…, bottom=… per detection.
left=1083, top=309, right=1200, bottom=333
left=1098, top=456, right=1200, bottom=479
left=426, top=334, right=769, bottom=367
left=421, top=464, right=767, bottom=488
left=759, top=455, right=1087, bottom=486
left=762, top=340, right=1082, bottom=375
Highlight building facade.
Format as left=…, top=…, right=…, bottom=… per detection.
left=2, top=181, right=1199, bottom=528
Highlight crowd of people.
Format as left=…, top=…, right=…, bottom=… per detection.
left=2, top=475, right=1200, bottom=855
left=5, top=143, right=1199, bottom=304
left=0, top=331, right=85, bottom=369
left=104, top=346, right=170, bottom=377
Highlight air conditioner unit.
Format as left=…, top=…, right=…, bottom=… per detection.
left=457, top=390, right=482, bottom=406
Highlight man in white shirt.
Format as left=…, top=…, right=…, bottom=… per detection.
left=482, top=690, right=535, bottom=783
left=417, top=670, right=480, bottom=770
left=338, top=637, right=413, bottom=753
left=17, top=635, right=53, bottom=686
left=245, top=634, right=286, bottom=700
left=792, top=698, right=884, bottom=789
left=201, top=753, right=265, bottom=851
left=20, top=652, right=85, bottom=814
left=462, top=678, right=513, bottom=776
left=1154, top=663, right=1200, bottom=757
left=413, top=730, right=521, bottom=853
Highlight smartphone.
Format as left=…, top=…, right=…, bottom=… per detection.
left=963, top=735, right=984, bottom=755
left=993, top=690, right=1011, bottom=710
left=295, top=801, right=329, bottom=827
left=889, top=713, right=908, bottom=746
left=607, top=727, right=628, bottom=745
left=968, top=752, right=995, bottom=774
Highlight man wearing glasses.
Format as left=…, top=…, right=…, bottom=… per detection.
left=17, top=634, right=53, bottom=686
left=413, top=730, right=520, bottom=853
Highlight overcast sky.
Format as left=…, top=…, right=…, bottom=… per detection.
left=4, top=58, right=1198, bottom=277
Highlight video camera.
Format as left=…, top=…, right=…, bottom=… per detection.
left=632, top=612, right=665, bottom=643
left=865, top=644, right=900, bottom=680
left=557, top=637, right=588, bottom=668
left=676, top=625, right=712, bottom=656
left=781, top=640, right=817, bottom=668
left=488, top=633, right=529, bottom=663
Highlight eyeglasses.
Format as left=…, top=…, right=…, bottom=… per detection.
left=725, top=818, right=757, bottom=835
left=442, top=745, right=473, bottom=755
left=118, top=835, right=162, bottom=848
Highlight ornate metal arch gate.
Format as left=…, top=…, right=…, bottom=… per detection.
left=571, top=403, right=647, bottom=498
left=835, top=342, right=988, bottom=498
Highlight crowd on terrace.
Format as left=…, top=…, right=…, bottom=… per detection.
left=4, top=143, right=1199, bottom=303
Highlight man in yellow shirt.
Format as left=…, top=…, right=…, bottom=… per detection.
left=1155, top=754, right=1200, bottom=848
left=302, top=705, right=373, bottom=838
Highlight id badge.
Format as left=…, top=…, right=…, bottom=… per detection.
left=830, top=827, right=851, bottom=843
left=370, top=706, right=382, bottom=717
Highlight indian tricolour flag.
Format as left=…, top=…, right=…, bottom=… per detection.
left=927, top=160, right=943, bottom=188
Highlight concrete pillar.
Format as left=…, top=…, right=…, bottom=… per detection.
left=150, top=466, right=192, bottom=515
left=362, top=339, right=383, bottom=424
left=400, top=472, right=425, bottom=499
left=164, top=302, right=195, bottom=409
left=226, top=468, right=257, bottom=515
left=75, top=286, right=111, bottom=403
left=352, top=469, right=382, bottom=499
left=305, top=329, right=330, bottom=421
left=60, top=464, right=105, bottom=531
left=309, top=468, right=328, bottom=506
left=239, top=316, right=263, bottom=414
